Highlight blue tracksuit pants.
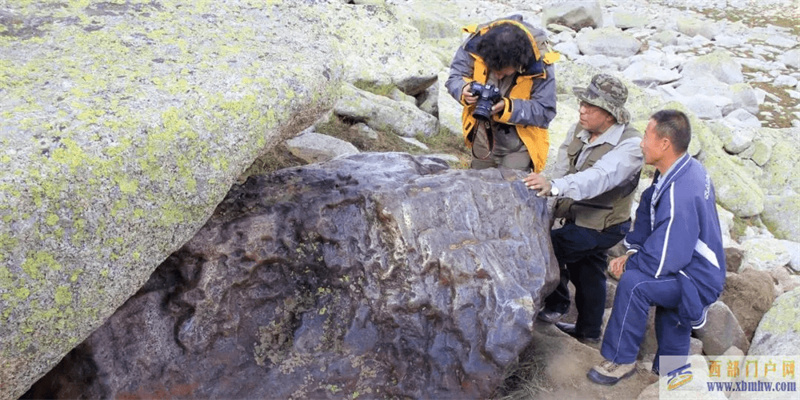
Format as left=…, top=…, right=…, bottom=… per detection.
left=600, top=268, right=692, bottom=372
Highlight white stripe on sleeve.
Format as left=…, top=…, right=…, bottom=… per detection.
left=695, top=239, right=721, bottom=269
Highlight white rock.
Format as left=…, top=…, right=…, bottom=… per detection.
left=723, top=109, right=761, bottom=129
left=780, top=49, right=800, bottom=69
left=766, top=35, right=798, bottom=49
left=714, top=34, right=746, bottom=48
left=682, top=95, right=725, bottom=119
left=400, top=136, right=429, bottom=150
left=576, top=26, right=642, bottom=58
left=780, top=240, right=800, bottom=273
left=575, top=54, right=616, bottom=70
left=740, top=237, right=792, bottom=272
left=285, top=130, right=359, bottom=164
left=622, top=61, right=681, bottom=86
left=542, top=0, right=603, bottom=31
left=774, top=75, right=799, bottom=87
left=681, top=50, right=744, bottom=84
left=553, top=41, right=581, bottom=60
left=716, top=205, right=737, bottom=248
left=676, top=16, right=721, bottom=39
left=651, top=30, right=679, bottom=46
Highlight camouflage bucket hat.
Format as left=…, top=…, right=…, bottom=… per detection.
left=572, top=73, right=631, bottom=124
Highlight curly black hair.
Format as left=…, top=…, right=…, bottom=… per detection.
left=475, top=23, right=533, bottom=71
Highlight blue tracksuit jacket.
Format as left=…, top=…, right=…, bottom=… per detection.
left=623, top=153, right=726, bottom=328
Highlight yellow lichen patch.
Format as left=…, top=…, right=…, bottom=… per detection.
left=54, top=285, right=72, bottom=306
left=14, top=287, right=31, bottom=300
left=22, top=251, right=62, bottom=279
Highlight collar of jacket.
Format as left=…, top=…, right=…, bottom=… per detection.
left=576, top=123, right=626, bottom=148
left=651, top=152, right=692, bottom=205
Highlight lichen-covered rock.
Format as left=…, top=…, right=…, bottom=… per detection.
left=437, top=71, right=463, bottom=137
left=0, top=1, right=444, bottom=398
left=681, top=50, right=744, bottom=84
left=740, top=238, right=792, bottom=272
left=762, top=194, right=800, bottom=241
left=749, top=288, right=800, bottom=356
left=334, top=83, right=439, bottom=137
left=665, top=102, right=764, bottom=218
left=24, top=152, right=558, bottom=399
left=759, top=127, right=800, bottom=195
left=329, top=3, right=441, bottom=95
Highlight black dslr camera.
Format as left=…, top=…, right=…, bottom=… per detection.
left=469, top=82, right=502, bottom=120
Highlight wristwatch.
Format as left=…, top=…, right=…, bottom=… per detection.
left=549, top=182, right=559, bottom=196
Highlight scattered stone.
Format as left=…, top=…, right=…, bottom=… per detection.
left=676, top=16, right=721, bottom=40
left=723, top=108, right=761, bottom=128
left=400, top=136, right=429, bottom=150
left=541, top=0, right=603, bottom=31
left=612, top=12, right=648, bottom=29
left=695, top=301, right=750, bottom=355
left=622, top=61, right=681, bottom=86
left=577, top=27, right=643, bottom=58
left=285, top=130, right=360, bottom=164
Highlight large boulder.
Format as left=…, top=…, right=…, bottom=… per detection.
left=749, top=287, right=800, bottom=356
left=0, top=1, right=448, bottom=398
left=24, top=152, right=559, bottom=399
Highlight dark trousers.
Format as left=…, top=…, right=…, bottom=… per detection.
left=600, top=268, right=691, bottom=372
left=543, top=220, right=629, bottom=338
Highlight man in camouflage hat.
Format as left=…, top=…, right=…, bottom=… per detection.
left=523, top=73, right=643, bottom=346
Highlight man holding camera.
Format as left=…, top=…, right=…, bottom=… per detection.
left=523, top=74, right=644, bottom=346
left=446, top=15, right=558, bottom=172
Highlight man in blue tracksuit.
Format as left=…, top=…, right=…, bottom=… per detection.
left=588, top=109, right=726, bottom=385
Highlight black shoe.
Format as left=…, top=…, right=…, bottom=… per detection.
left=536, top=309, right=564, bottom=324
left=555, top=321, right=600, bottom=345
